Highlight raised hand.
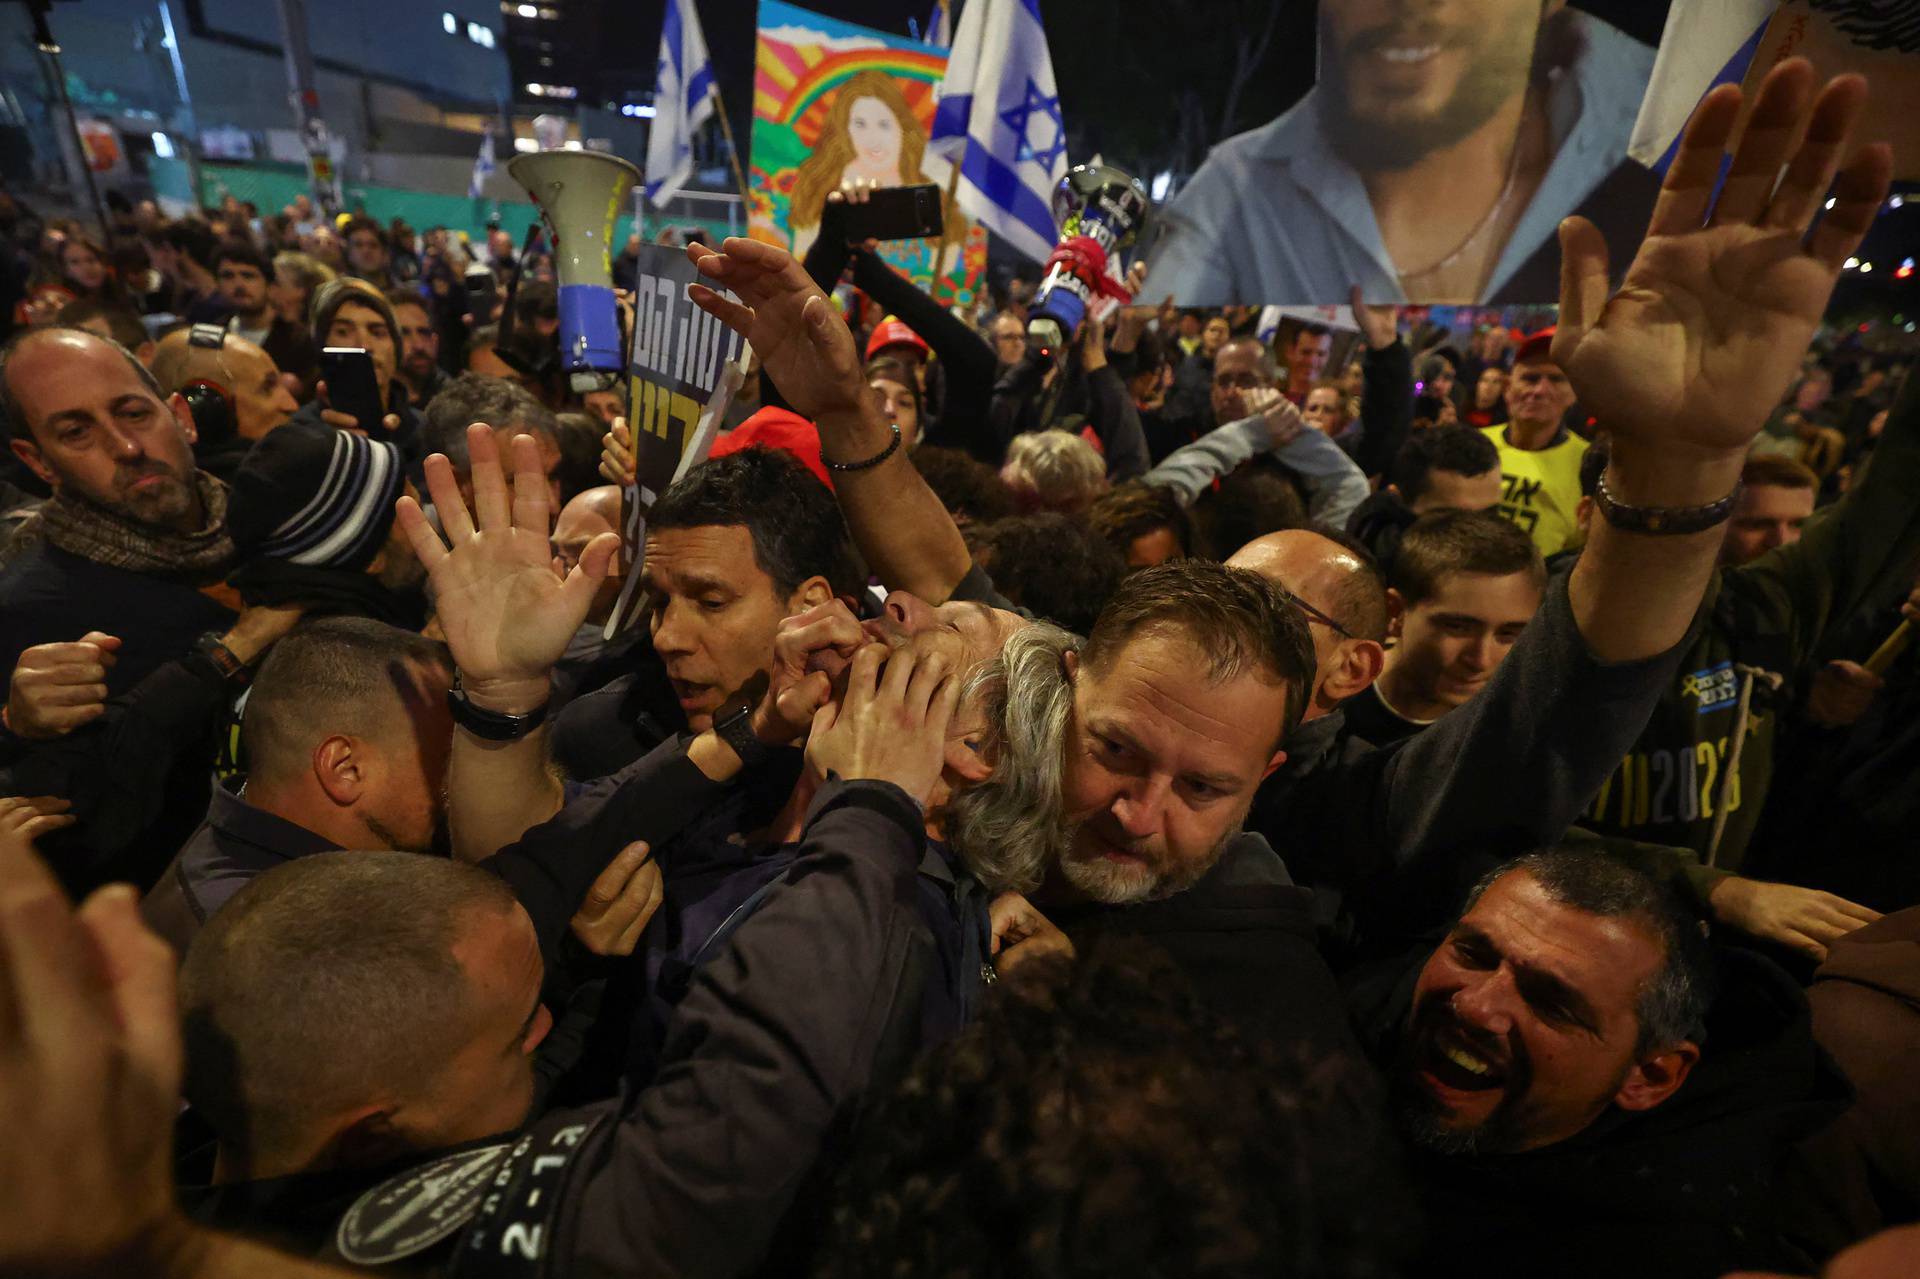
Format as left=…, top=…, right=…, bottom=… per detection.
left=599, top=416, right=636, bottom=486
left=0, top=808, right=186, bottom=1273
left=5, top=632, right=118, bottom=740
left=1348, top=284, right=1399, bottom=352
left=1553, top=59, right=1892, bottom=459
left=805, top=642, right=961, bottom=806
left=396, top=424, right=619, bottom=708
left=685, top=238, right=868, bottom=422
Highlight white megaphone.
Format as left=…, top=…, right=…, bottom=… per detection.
left=507, top=148, right=642, bottom=392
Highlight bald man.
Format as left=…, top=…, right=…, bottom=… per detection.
left=551, top=485, right=633, bottom=705
left=0, top=328, right=236, bottom=697
left=1227, top=528, right=1388, bottom=721
left=150, top=327, right=299, bottom=480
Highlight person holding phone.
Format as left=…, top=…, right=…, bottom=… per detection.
left=281, top=278, right=424, bottom=463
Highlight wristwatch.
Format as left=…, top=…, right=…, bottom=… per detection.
left=194, top=631, right=253, bottom=686
left=712, top=700, right=775, bottom=771
left=447, top=678, right=550, bottom=742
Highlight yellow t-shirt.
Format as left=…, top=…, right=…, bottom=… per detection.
left=1483, top=425, right=1590, bottom=557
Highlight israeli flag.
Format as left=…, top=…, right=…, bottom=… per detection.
left=468, top=127, right=496, bottom=199
left=926, top=0, right=1069, bottom=264
left=1629, top=0, right=1778, bottom=173
left=646, top=0, right=718, bottom=208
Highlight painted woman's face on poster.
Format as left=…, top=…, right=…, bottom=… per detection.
left=750, top=0, right=986, bottom=304
left=845, top=96, right=903, bottom=178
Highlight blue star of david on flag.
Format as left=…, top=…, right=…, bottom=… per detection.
left=1000, top=80, right=1066, bottom=172
left=929, top=0, right=1070, bottom=263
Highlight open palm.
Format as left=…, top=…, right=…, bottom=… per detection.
left=685, top=238, right=867, bottom=421
left=1554, top=61, right=1890, bottom=454
left=397, top=425, right=618, bottom=687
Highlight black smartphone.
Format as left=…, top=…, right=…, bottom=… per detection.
left=319, top=347, right=386, bottom=432
left=839, top=183, right=945, bottom=242
left=465, top=264, right=500, bottom=323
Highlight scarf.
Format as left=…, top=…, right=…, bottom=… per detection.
left=4, top=472, right=234, bottom=582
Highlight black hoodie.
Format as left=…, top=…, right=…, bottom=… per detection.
left=1347, top=944, right=1851, bottom=1279
left=1044, top=831, right=1358, bottom=1058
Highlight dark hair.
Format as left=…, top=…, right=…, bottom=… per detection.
left=1464, top=849, right=1714, bottom=1056
left=1086, top=481, right=1201, bottom=561
left=820, top=943, right=1410, bottom=1279
left=1392, top=510, right=1545, bottom=607
left=241, top=618, right=451, bottom=786
left=310, top=276, right=399, bottom=346
left=912, top=445, right=1015, bottom=527
left=179, top=851, right=519, bottom=1168
left=0, top=326, right=163, bottom=443
left=551, top=411, right=607, bottom=505
left=1391, top=426, right=1500, bottom=506
left=864, top=355, right=923, bottom=427
left=384, top=289, right=432, bottom=321
left=210, top=238, right=272, bottom=279
left=465, top=323, right=503, bottom=367
left=161, top=219, right=220, bottom=269
left=1192, top=457, right=1306, bottom=559
left=974, top=513, right=1126, bottom=637
left=422, top=372, right=558, bottom=474
left=54, top=297, right=148, bottom=351
left=1577, top=437, right=1608, bottom=498
left=651, top=447, right=862, bottom=599
left=1292, top=322, right=1330, bottom=344
left=342, top=215, right=387, bottom=249
left=1130, top=325, right=1170, bottom=375
left=1415, top=353, right=1456, bottom=386
left=1084, top=558, right=1315, bottom=741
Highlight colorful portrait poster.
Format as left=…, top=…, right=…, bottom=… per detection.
left=750, top=0, right=987, bottom=305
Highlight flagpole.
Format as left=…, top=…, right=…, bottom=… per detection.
left=933, top=158, right=963, bottom=302
left=708, top=83, right=754, bottom=225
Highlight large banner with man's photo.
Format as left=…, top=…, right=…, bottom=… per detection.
left=1140, top=0, right=1670, bottom=307
left=749, top=0, right=987, bottom=305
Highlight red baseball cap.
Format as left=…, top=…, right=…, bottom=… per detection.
left=865, top=317, right=930, bottom=362
left=1513, top=327, right=1557, bottom=366
left=709, top=406, right=834, bottom=490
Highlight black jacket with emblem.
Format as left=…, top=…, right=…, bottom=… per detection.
left=175, top=777, right=935, bottom=1278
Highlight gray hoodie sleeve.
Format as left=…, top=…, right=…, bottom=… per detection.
left=1147, top=413, right=1372, bottom=531
left=1145, top=415, right=1270, bottom=504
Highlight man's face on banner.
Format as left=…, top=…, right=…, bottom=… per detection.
left=1320, top=0, right=1558, bottom=170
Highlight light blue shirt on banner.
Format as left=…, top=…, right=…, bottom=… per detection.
left=1143, top=12, right=1655, bottom=306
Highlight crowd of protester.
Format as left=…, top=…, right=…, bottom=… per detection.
left=1, top=60, right=1919, bottom=1279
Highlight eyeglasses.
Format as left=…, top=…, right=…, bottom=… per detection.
left=1276, top=585, right=1352, bottom=639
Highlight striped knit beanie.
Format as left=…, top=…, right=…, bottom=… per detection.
left=227, top=422, right=404, bottom=571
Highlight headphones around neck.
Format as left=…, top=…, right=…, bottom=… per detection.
left=182, top=322, right=238, bottom=447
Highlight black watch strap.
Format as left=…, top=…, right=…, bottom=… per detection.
left=448, top=680, right=550, bottom=742
left=194, top=631, right=252, bottom=686
left=714, top=700, right=773, bottom=770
